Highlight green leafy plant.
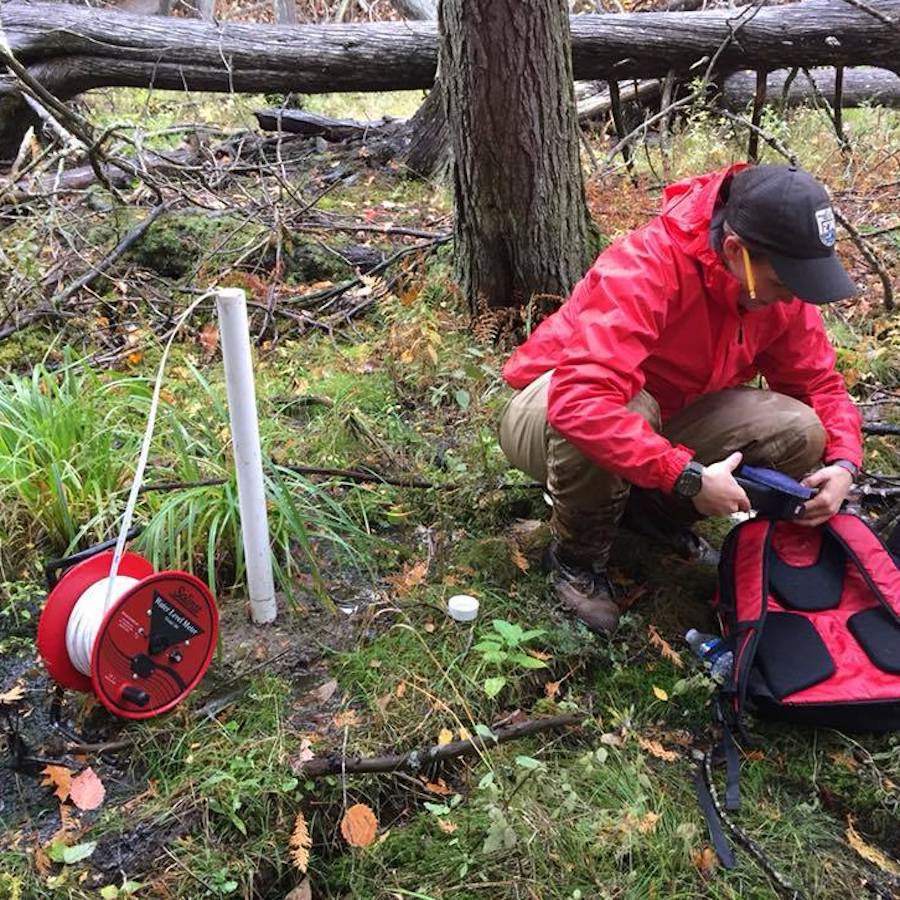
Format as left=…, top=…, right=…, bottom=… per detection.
left=473, top=619, right=548, bottom=698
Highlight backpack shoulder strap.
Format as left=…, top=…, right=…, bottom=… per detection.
left=826, top=513, right=900, bottom=624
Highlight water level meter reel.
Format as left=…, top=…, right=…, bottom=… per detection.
left=38, top=532, right=219, bottom=720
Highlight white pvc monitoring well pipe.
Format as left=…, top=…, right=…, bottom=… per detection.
left=216, top=287, right=278, bottom=625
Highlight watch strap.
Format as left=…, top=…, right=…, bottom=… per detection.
left=829, top=459, right=859, bottom=481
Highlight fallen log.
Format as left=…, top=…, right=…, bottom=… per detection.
left=721, top=67, right=900, bottom=110
left=2, top=0, right=900, bottom=161
left=253, top=108, right=403, bottom=140
left=300, top=713, right=582, bottom=776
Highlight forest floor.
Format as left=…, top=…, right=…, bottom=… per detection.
left=2, top=86, right=900, bottom=900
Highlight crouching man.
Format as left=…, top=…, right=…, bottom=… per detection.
left=499, top=164, right=862, bottom=633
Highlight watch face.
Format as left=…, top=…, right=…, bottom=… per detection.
left=676, top=464, right=703, bottom=498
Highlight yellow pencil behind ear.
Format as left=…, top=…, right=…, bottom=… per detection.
left=741, top=245, right=757, bottom=300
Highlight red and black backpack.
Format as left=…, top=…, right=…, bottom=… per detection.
left=715, top=512, right=900, bottom=731
left=697, top=512, right=900, bottom=869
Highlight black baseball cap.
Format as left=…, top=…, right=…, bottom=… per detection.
left=725, top=165, right=857, bottom=304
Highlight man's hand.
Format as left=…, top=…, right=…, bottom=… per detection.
left=797, top=465, right=854, bottom=527
left=692, top=451, right=752, bottom=517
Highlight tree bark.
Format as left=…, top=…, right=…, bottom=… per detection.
left=403, top=85, right=449, bottom=179
left=386, top=0, right=447, bottom=181
left=273, top=0, right=296, bottom=24
left=441, top=0, right=592, bottom=311
left=3, top=1, right=900, bottom=160
left=389, top=0, right=435, bottom=19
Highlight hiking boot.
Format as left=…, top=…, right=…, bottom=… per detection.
left=621, top=489, right=721, bottom=569
left=669, top=528, right=721, bottom=568
left=545, top=543, right=620, bottom=634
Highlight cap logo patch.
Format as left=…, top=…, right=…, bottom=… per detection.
left=815, top=207, right=836, bottom=247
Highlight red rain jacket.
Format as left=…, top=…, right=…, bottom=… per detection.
left=502, top=165, right=862, bottom=494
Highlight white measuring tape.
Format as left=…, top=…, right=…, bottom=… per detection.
left=61, top=293, right=210, bottom=677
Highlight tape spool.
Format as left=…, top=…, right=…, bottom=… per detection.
left=38, top=550, right=218, bottom=720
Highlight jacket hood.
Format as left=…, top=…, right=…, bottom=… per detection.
left=659, top=163, right=748, bottom=266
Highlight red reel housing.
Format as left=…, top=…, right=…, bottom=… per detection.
left=38, top=551, right=218, bottom=720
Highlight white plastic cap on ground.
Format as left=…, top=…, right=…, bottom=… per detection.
left=447, top=594, right=479, bottom=623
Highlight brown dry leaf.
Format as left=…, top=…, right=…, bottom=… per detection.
left=637, top=811, right=660, bottom=834
left=41, top=765, right=73, bottom=803
left=600, top=732, right=624, bottom=747
left=437, top=728, right=453, bottom=747
left=692, top=846, right=719, bottom=878
left=846, top=816, right=900, bottom=876
left=311, top=679, right=339, bottom=704
left=395, top=681, right=407, bottom=699
left=198, top=322, right=219, bottom=357
left=385, top=560, right=428, bottom=597
left=374, top=693, right=392, bottom=715
left=284, top=877, right=313, bottom=900
left=648, top=625, right=685, bottom=669
left=437, top=819, right=458, bottom=834
left=290, top=738, right=316, bottom=775
left=0, top=681, right=26, bottom=705
left=119, top=782, right=158, bottom=814
left=333, top=710, right=361, bottom=729
left=509, top=545, right=530, bottom=572
left=544, top=681, right=561, bottom=699
left=69, top=767, right=105, bottom=811
left=423, top=778, right=451, bottom=796
left=637, top=737, right=678, bottom=763
left=126, top=351, right=143, bottom=366
left=289, top=813, right=312, bottom=873
left=33, top=843, right=52, bottom=876
left=829, top=751, right=859, bottom=771
left=458, top=726, right=471, bottom=742
left=340, top=803, right=378, bottom=848
left=526, top=648, right=553, bottom=661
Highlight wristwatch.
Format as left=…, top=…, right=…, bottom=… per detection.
left=829, top=459, right=859, bottom=481
left=673, top=460, right=705, bottom=499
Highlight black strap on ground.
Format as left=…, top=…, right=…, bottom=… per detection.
left=722, top=724, right=741, bottom=811
left=694, top=761, right=737, bottom=869
left=700, top=747, right=807, bottom=899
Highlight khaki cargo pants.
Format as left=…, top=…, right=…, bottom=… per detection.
left=499, top=370, right=826, bottom=569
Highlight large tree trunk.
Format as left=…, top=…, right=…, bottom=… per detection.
left=441, top=0, right=591, bottom=311
left=3, top=0, right=900, bottom=161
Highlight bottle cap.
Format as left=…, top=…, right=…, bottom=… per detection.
left=447, top=594, right=479, bottom=622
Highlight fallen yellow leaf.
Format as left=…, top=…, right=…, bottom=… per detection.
left=648, top=625, right=684, bottom=669
left=637, top=736, right=678, bottom=762
left=0, top=682, right=25, bottom=705
left=437, top=728, right=453, bottom=747
left=41, top=765, right=73, bottom=803
left=652, top=686, right=669, bottom=702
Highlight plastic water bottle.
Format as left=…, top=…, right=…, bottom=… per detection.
left=685, top=629, right=733, bottom=682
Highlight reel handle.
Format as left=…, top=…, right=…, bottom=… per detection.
left=44, top=526, right=144, bottom=590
